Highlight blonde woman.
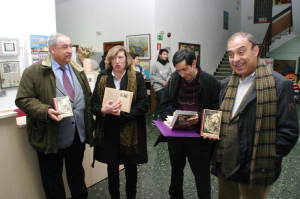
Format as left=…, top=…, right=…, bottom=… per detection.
left=91, top=45, right=148, bottom=199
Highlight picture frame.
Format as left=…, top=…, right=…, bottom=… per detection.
left=223, top=11, right=229, bottom=30
left=178, top=42, right=201, bottom=65
left=0, top=38, right=19, bottom=57
left=126, top=34, right=151, bottom=60
left=0, top=61, right=21, bottom=88
left=139, top=60, right=151, bottom=80
left=273, top=0, right=291, bottom=5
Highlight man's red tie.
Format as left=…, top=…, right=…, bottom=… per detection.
left=60, top=67, right=75, bottom=100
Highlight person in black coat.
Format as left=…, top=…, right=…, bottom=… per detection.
left=91, top=45, right=148, bottom=199
left=161, top=49, right=221, bottom=199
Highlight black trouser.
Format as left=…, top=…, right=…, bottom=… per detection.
left=37, top=133, right=87, bottom=199
left=107, top=164, right=137, bottom=199
left=155, top=88, right=166, bottom=118
left=168, top=139, right=212, bottom=199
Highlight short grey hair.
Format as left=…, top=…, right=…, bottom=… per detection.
left=227, top=32, right=257, bottom=46
left=48, top=33, right=70, bottom=48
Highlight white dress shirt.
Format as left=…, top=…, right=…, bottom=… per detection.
left=231, top=72, right=255, bottom=117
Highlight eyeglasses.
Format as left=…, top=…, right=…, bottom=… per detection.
left=56, top=44, right=72, bottom=49
left=113, top=56, right=126, bottom=62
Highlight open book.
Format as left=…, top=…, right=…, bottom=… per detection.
left=53, top=96, right=73, bottom=118
left=200, top=109, right=222, bottom=139
left=164, top=110, right=198, bottom=130
left=102, top=87, right=133, bottom=113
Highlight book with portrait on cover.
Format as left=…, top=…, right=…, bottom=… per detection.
left=53, top=96, right=73, bottom=118
left=200, top=109, right=222, bottom=139
left=102, top=87, right=133, bottom=113
left=163, top=110, right=198, bottom=130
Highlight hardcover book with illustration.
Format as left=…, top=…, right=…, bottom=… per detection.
left=200, top=109, right=222, bottom=139
left=164, top=110, right=198, bottom=130
left=102, top=87, right=133, bottom=113
left=53, top=96, right=73, bottom=118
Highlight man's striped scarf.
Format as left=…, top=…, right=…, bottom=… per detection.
left=217, top=63, right=277, bottom=185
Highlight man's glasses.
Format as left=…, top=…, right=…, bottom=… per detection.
left=56, top=44, right=72, bottom=49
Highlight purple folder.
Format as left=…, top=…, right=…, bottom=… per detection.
left=152, top=120, right=200, bottom=138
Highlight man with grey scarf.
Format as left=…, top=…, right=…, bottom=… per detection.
left=150, top=49, right=175, bottom=119
left=210, top=32, right=299, bottom=199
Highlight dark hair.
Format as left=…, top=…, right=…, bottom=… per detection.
left=172, top=49, right=199, bottom=68
left=228, top=32, right=257, bottom=47
left=159, top=48, right=169, bottom=55
left=130, top=53, right=138, bottom=59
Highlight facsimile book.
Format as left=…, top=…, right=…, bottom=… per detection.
left=53, top=96, right=73, bottom=118
left=200, top=109, right=222, bottom=139
left=164, top=110, right=198, bottom=130
left=102, top=87, right=133, bottom=113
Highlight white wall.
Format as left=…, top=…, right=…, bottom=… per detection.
left=154, top=0, right=241, bottom=74
left=56, top=0, right=240, bottom=75
left=240, top=0, right=269, bottom=43
left=0, top=0, right=56, bottom=109
left=56, top=0, right=155, bottom=55
left=292, top=0, right=300, bottom=34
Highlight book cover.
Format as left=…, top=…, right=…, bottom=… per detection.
left=200, top=109, right=222, bottom=139
left=53, top=96, right=73, bottom=118
left=164, top=110, right=198, bottom=130
left=102, top=87, right=133, bottom=113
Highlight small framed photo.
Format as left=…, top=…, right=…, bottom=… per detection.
left=126, top=34, right=151, bottom=60
left=0, top=38, right=19, bottom=57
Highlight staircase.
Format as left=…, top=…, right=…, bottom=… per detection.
left=270, top=28, right=297, bottom=51
left=214, top=53, right=232, bottom=80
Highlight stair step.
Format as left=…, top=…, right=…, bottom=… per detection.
left=215, top=75, right=230, bottom=80
left=220, top=60, right=230, bottom=65
left=217, top=68, right=232, bottom=72
left=219, top=64, right=231, bottom=68
left=214, top=71, right=232, bottom=76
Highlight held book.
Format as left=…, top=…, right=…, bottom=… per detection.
left=53, top=96, right=73, bottom=118
left=200, top=109, right=222, bottom=139
left=163, top=110, right=198, bottom=130
left=102, top=87, right=133, bottom=113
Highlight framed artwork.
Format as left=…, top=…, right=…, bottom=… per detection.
left=273, top=0, right=291, bottom=5
left=0, top=38, right=19, bottom=57
left=126, top=34, right=151, bottom=60
left=0, top=61, right=21, bottom=88
left=273, top=59, right=296, bottom=75
left=178, top=42, right=201, bottom=65
left=30, top=35, right=49, bottom=63
left=140, top=60, right=151, bottom=80
left=223, top=11, right=229, bottom=30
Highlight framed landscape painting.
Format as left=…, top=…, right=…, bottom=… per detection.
left=179, top=42, right=201, bottom=65
left=126, top=34, right=151, bottom=60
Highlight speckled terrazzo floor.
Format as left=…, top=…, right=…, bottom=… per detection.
left=88, top=109, right=300, bottom=199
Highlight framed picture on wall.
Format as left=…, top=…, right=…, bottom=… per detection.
left=126, top=34, right=151, bottom=60
left=223, top=11, right=229, bottom=30
left=178, top=42, right=201, bottom=65
left=273, top=0, right=291, bottom=5
left=139, top=60, right=151, bottom=80
left=0, top=38, right=19, bottom=57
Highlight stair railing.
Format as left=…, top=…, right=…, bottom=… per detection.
left=260, top=6, right=292, bottom=58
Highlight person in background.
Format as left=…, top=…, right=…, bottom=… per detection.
left=150, top=48, right=174, bottom=120
left=92, top=45, right=148, bottom=199
left=15, top=33, right=93, bottom=199
left=99, top=52, right=107, bottom=71
left=161, top=49, right=220, bottom=199
left=130, top=53, right=146, bottom=79
left=211, top=32, right=299, bottom=199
